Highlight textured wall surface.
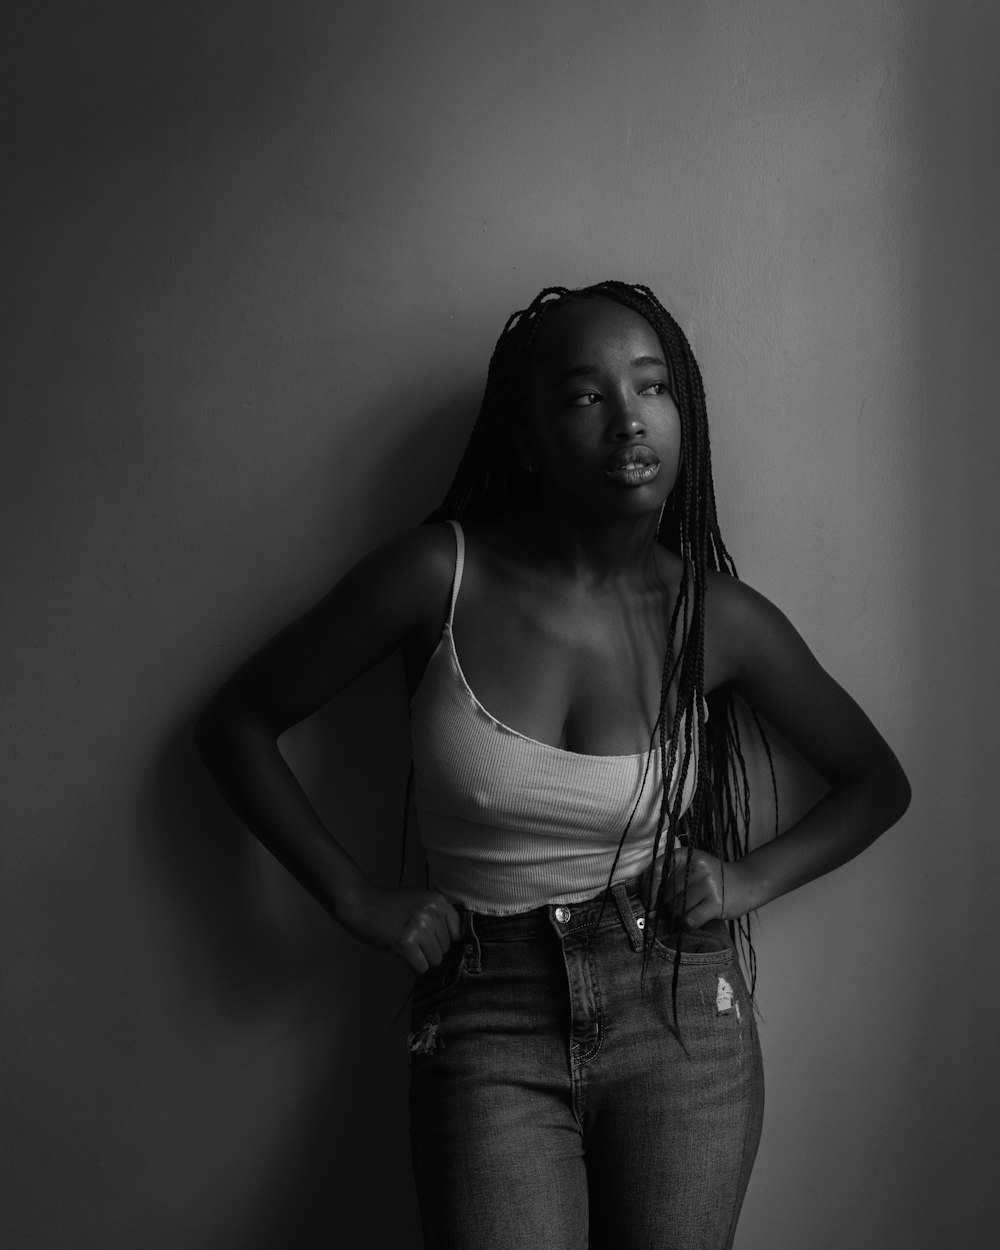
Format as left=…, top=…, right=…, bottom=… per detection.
left=3, top=2, right=998, bottom=1246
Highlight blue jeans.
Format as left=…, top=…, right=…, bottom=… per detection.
left=408, top=884, right=764, bottom=1249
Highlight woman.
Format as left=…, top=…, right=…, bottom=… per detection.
left=197, top=281, right=910, bottom=1249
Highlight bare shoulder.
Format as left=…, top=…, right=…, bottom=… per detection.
left=704, top=568, right=777, bottom=634
left=205, top=523, right=458, bottom=732
left=703, top=569, right=816, bottom=693
left=703, top=569, right=907, bottom=787
left=342, top=521, right=456, bottom=613
left=312, top=521, right=461, bottom=671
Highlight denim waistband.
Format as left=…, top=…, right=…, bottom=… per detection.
left=460, top=880, right=654, bottom=953
left=460, top=881, right=732, bottom=962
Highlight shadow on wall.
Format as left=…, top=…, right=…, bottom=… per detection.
left=146, top=390, right=479, bottom=1248
left=149, top=704, right=417, bottom=1248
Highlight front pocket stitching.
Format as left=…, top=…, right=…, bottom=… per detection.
left=649, top=942, right=735, bottom=967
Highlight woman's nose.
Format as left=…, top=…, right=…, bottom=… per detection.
left=611, top=397, right=646, bottom=438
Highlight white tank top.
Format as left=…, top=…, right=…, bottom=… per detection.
left=409, top=521, right=700, bottom=914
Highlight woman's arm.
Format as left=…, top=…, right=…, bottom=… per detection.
left=195, top=523, right=462, bottom=970
left=667, top=574, right=911, bottom=928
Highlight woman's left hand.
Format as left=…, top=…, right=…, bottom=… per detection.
left=663, top=847, right=753, bottom=928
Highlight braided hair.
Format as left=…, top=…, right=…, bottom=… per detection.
left=426, top=281, right=776, bottom=993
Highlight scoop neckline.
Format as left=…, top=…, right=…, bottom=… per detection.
left=444, top=623, right=660, bottom=762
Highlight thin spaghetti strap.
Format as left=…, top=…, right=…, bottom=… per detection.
left=445, top=519, right=465, bottom=627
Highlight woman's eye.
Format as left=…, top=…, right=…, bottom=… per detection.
left=642, top=381, right=671, bottom=396
left=568, top=392, right=601, bottom=407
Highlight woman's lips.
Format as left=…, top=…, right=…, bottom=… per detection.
left=605, top=446, right=661, bottom=486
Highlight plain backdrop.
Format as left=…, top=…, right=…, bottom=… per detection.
left=3, top=2, right=998, bottom=1246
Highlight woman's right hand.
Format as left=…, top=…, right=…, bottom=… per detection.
left=340, top=884, right=463, bottom=974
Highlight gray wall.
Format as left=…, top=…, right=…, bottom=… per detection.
left=4, top=2, right=998, bottom=1246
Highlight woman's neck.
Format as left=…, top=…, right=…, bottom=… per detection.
left=504, top=504, right=665, bottom=588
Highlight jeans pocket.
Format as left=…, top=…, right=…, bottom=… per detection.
left=410, top=941, right=469, bottom=1013
left=650, top=919, right=735, bottom=967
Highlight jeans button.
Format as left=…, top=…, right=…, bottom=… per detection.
left=554, top=906, right=571, bottom=924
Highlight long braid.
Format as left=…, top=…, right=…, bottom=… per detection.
left=426, top=281, right=777, bottom=1000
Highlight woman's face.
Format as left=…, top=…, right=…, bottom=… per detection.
left=520, top=298, right=682, bottom=520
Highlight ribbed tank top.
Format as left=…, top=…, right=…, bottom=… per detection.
left=409, top=521, right=700, bottom=915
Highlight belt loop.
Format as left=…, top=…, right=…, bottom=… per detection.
left=611, top=883, right=645, bottom=953
left=460, top=908, right=482, bottom=974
